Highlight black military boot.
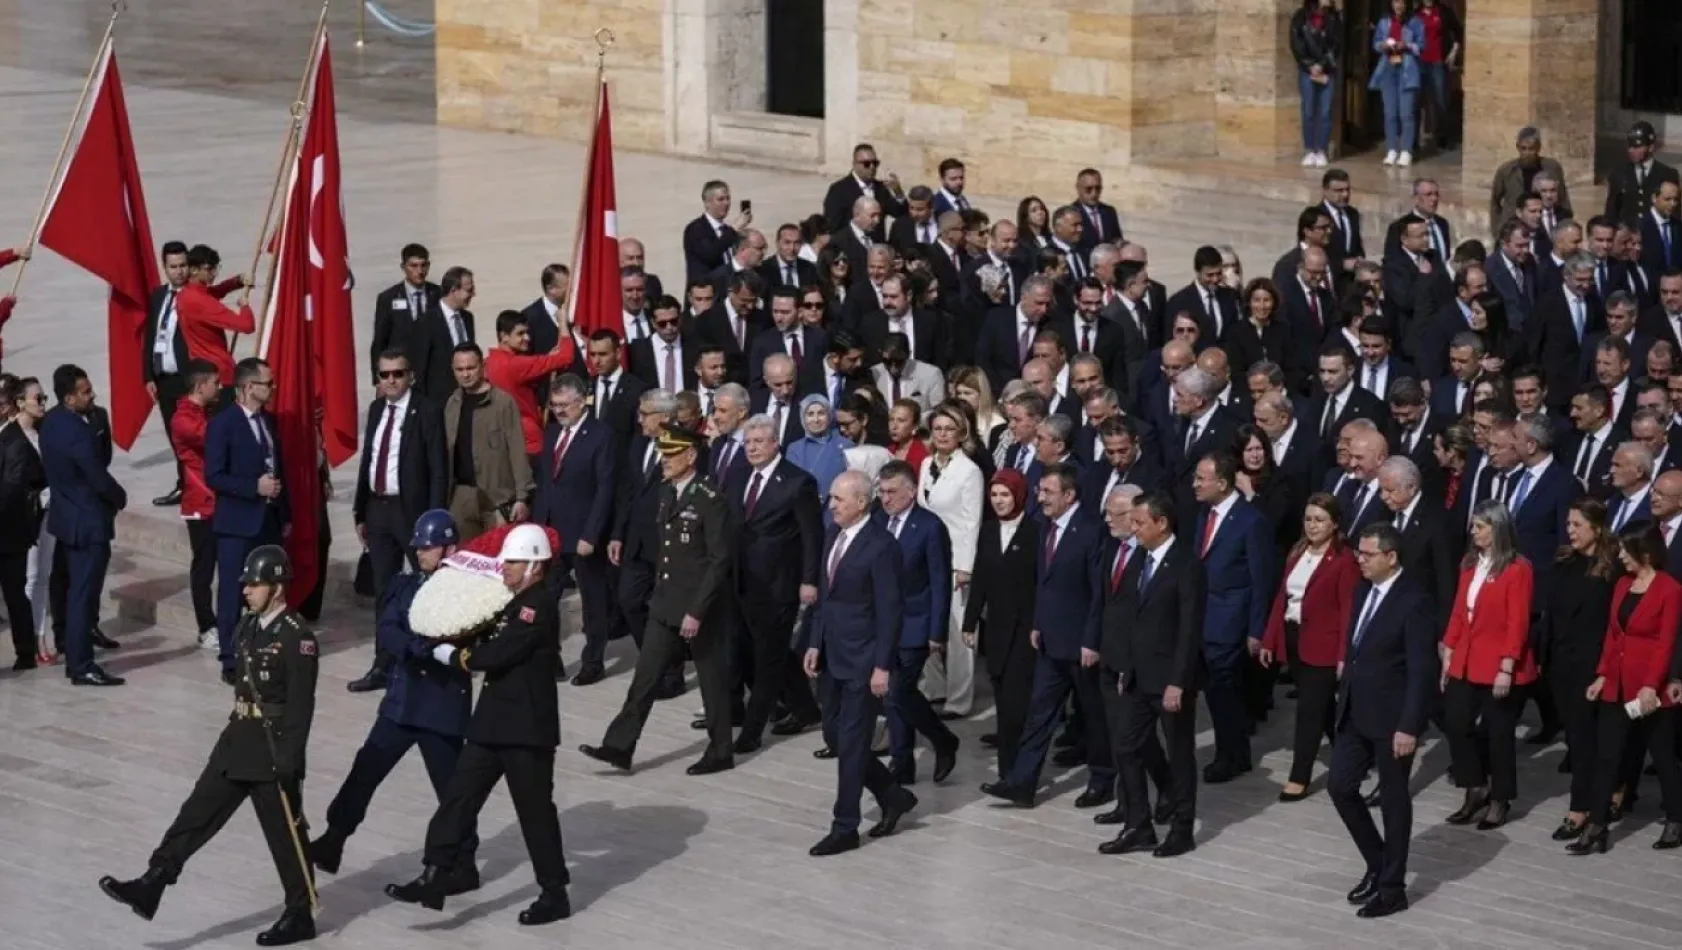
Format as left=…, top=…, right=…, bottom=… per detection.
left=518, top=888, right=572, bottom=925
left=255, top=908, right=316, bottom=946
left=385, top=866, right=448, bottom=910
left=305, top=828, right=346, bottom=874
left=444, top=859, right=482, bottom=896
left=98, top=866, right=169, bottom=920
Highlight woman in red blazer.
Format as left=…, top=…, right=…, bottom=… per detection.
left=1259, top=492, right=1359, bottom=802
left=1570, top=521, right=1682, bottom=854
left=1441, top=499, right=1537, bottom=831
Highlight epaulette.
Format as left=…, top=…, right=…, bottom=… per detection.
left=276, top=612, right=313, bottom=636
left=695, top=483, right=718, bottom=499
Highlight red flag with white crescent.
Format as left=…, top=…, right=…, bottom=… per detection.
left=566, top=79, right=619, bottom=340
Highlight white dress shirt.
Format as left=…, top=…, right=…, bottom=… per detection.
left=369, top=391, right=410, bottom=495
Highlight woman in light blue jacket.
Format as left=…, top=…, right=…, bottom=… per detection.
left=1369, top=0, right=1424, bottom=167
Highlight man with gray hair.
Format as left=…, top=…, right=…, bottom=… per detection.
left=1508, top=414, right=1582, bottom=607
left=1490, top=126, right=1570, bottom=234
left=1376, top=453, right=1457, bottom=621
left=708, top=382, right=752, bottom=485
left=1167, top=364, right=1238, bottom=523
left=1531, top=251, right=1602, bottom=409
left=1608, top=441, right=1656, bottom=531
left=684, top=179, right=747, bottom=281
left=976, top=273, right=1053, bottom=392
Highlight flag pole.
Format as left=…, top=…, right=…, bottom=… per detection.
left=241, top=0, right=330, bottom=313
left=10, top=2, right=125, bottom=299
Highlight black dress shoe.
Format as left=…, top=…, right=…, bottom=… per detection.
left=1074, top=788, right=1114, bottom=809
left=1566, top=823, right=1609, bottom=855
left=255, top=909, right=316, bottom=946
left=1051, top=747, right=1086, bottom=768
left=1278, top=786, right=1311, bottom=803
left=518, top=889, right=572, bottom=925
left=1153, top=798, right=1174, bottom=825
left=1094, top=805, right=1126, bottom=826
left=152, top=488, right=183, bottom=507
left=306, top=828, right=346, bottom=874
left=1445, top=788, right=1489, bottom=825
left=1654, top=821, right=1682, bottom=850
left=385, top=866, right=448, bottom=910
left=932, top=738, right=959, bottom=783
left=72, top=667, right=125, bottom=687
left=890, top=763, right=916, bottom=786
left=980, top=781, right=1034, bottom=807
left=99, top=868, right=168, bottom=920
left=868, top=790, right=917, bottom=838
left=1345, top=871, right=1379, bottom=905
left=732, top=734, right=763, bottom=756
left=1152, top=828, right=1195, bottom=858
left=1201, top=758, right=1246, bottom=784
left=813, top=746, right=837, bottom=760
left=979, top=733, right=999, bottom=748
left=1476, top=800, right=1510, bottom=830
left=569, top=665, right=606, bottom=687
left=1363, top=787, right=1382, bottom=808
left=686, top=755, right=734, bottom=776
left=1357, top=892, right=1408, bottom=918
left=91, top=628, right=120, bottom=650
left=770, top=714, right=819, bottom=736
left=578, top=744, right=633, bottom=771
left=347, top=669, right=388, bottom=693
left=1098, top=825, right=1157, bottom=855
left=1550, top=817, right=1584, bottom=842
left=692, top=710, right=746, bottom=729
left=809, top=830, right=861, bottom=856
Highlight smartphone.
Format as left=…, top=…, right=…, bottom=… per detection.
left=740, top=199, right=752, bottom=214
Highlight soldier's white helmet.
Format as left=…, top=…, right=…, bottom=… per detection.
left=498, top=524, right=553, bottom=562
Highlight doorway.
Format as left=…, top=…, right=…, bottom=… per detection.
left=1336, top=0, right=1465, bottom=155
left=767, top=0, right=825, bottom=119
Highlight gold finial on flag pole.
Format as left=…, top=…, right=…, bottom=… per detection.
left=594, top=27, right=615, bottom=73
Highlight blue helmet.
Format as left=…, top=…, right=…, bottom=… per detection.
left=410, top=509, right=459, bottom=549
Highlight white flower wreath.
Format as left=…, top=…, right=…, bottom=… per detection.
left=410, top=550, right=512, bottom=640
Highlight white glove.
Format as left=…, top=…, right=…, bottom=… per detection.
left=432, top=643, right=458, bottom=665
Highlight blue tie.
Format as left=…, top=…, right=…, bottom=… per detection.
left=1664, top=221, right=1674, bottom=263
left=1138, top=552, right=1156, bottom=592
left=1351, top=588, right=1381, bottom=651
left=1508, top=469, right=1533, bottom=512
left=831, top=374, right=843, bottom=408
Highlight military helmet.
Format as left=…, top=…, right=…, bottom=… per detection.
left=240, top=544, right=294, bottom=584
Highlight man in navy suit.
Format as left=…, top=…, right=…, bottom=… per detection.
left=981, top=462, right=1115, bottom=808
left=1189, top=452, right=1276, bottom=782
left=707, top=383, right=753, bottom=487
left=1652, top=471, right=1682, bottom=580
left=802, top=471, right=917, bottom=856
left=875, top=462, right=961, bottom=785
left=974, top=275, right=1054, bottom=393
left=207, top=358, right=289, bottom=683
left=1164, top=365, right=1240, bottom=532
left=1073, top=167, right=1123, bottom=249
left=726, top=415, right=825, bottom=751
left=1329, top=523, right=1439, bottom=919
left=683, top=180, right=744, bottom=282
left=749, top=354, right=807, bottom=447
left=1607, top=443, right=1656, bottom=531
left=1509, top=415, right=1583, bottom=597
left=534, top=374, right=619, bottom=685
left=39, top=365, right=128, bottom=686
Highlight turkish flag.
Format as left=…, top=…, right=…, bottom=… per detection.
left=36, top=43, right=159, bottom=451
left=261, top=32, right=356, bottom=606
left=566, top=79, right=619, bottom=339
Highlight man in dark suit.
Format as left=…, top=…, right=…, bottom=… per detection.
left=921, top=211, right=969, bottom=306
left=1278, top=247, right=1338, bottom=390
left=683, top=180, right=744, bottom=282
left=534, top=374, right=619, bottom=685
left=1415, top=265, right=1488, bottom=382
left=619, top=237, right=664, bottom=302
left=1378, top=456, right=1459, bottom=625
left=584, top=330, right=647, bottom=448
left=1485, top=222, right=1539, bottom=332
left=751, top=354, right=808, bottom=447
left=1163, top=365, right=1241, bottom=529
left=522, top=263, right=586, bottom=383
left=1384, top=377, right=1446, bottom=498
left=856, top=273, right=947, bottom=369
left=1530, top=253, right=1605, bottom=407
left=1605, top=121, right=1681, bottom=230
left=1073, top=168, right=1122, bottom=249
left=1383, top=179, right=1453, bottom=263
left=821, top=143, right=907, bottom=241
left=1329, top=523, right=1439, bottom=919
left=747, top=287, right=826, bottom=395
left=888, top=185, right=941, bottom=252
left=39, top=365, right=128, bottom=687
left=369, top=243, right=440, bottom=379
left=705, top=229, right=769, bottom=300
left=1381, top=216, right=1453, bottom=342
left=1189, top=453, right=1275, bottom=782
left=1098, top=490, right=1203, bottom=857
left=801, top=470, right=918, bottom=856
left=727, top=415, right=825, bottom=751
left=1320, top=169, right=1366, bottom=291
left=1055, top=278, right=1128, bottom=393
left=1352, top=316, right=1418, bottom=401
left=349, top=350, right=449, bottom=692
left=1081, top=416, right=1167, bottom=501
left=1638, top=180, right=1682, bottom=278
left=695, top=271, right=768, bottom=385
left=1306, top=345, right=1386, bottom=481
left=206, top=358, right=290, bottom=682
left=1582, top=290, right=1654, bottom=384
left=142, top=240, right=231, bottom=507
left=1565, top=383, right=1625, bottom=497
left=757, top=223, right=820, bottom=291
left=981, top=462, right=1115, bottom=809
left=1165, top=247, right=1240, bottom=345
left=873, top=462, right=961, bottom=784
left=405, top=266, right=477, bottom=400
left=1509, top=412, right=1583, bottom=598
left=974, top=275, right=1054, bottom=393
left=632, top=296, right=699, bottom=395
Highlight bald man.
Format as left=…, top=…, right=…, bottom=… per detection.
left=1194, top=348, right=1247, bottom=416
left=619, top=237, right=664, bottom=301
left=1117, top=241, right=1169, bottom=340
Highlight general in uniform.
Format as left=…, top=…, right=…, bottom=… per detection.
left=1604, top=121, right=1682, bottom=228
left=99, top=545, right=320, bottom=947
left=387, top=524, right=572, bottom=926
left=580, top=424, right=738, bottom=775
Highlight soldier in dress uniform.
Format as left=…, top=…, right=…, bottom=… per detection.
left=1605, top=121, right=1681, bottom=229
left=307, top=510, right=479, bottom=890
left=98, top=545, right=320, bottom=947
left=386, top=523, right=572, bottom=926
left=580, top=424, right=738, bottom=775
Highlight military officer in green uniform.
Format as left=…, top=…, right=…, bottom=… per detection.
left=1604, top=120, right=1681, bottom=228
left=580, top=424, right=738, bottom=775
left=99, top=545, right=321, bottom=947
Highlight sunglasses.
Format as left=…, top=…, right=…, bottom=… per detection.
left=799, top=301, right=824, bottom=309
left=857, top=159, right=879, bottom=168
left=377, top=370, right=408, bottom=380
left=653, top=318, right=680, bottom=328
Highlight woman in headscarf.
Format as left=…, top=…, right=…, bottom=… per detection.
left=961, top=468, right=1039, bottom=776
left=785, top=393, right=853, bottom=507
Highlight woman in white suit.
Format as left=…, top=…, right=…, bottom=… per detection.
left=917, top=402, right=985, bottom=716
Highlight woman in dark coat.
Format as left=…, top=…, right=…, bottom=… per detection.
left=0, top=375, right=48, bottom=668
left=961, top=469, right=1038, bottom=777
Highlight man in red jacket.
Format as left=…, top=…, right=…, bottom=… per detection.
left=176, top=245, right=253, bottom=394
left=170, top=359, right=224, bottom=646
left=485, top=310, right=576, bottom=468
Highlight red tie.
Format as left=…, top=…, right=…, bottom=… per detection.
left=373, top=402, right=397, bottom=495
left=744, top=471, right=764, bottom=518
left=549, top=426, right=575, bottom=481
left=1043, top=522, right=1060, bottom=565
left=827, top=532, right=847, bottom=585
left=1307, top=288, right=1322, bottom=329
left=1081, top=324, right=1092, bottom=353
left=1202, top=510, right=1219, bottom=556
left=663, top=343, right=678, bottom=390
left=1109, top=543, right=1129, bottom=594
left=788, top=333, right=803, bottom=366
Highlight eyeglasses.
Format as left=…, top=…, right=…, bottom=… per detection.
left=377, top=370, right=407, bottom=380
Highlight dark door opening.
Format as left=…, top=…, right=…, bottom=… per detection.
left=767, top=0, right=824, bottom=119
left=1622, top=0, right=1682, bottom=113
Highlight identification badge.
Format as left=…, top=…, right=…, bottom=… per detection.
left=391, top=298, right=408, bottom=310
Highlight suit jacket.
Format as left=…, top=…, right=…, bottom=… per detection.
left=1336, top=574, right=1439, bottom=741
left=696, top=303, right=769, bottom=382
left=1192, top=498, right=1276, bottom=647
left=371, top=281, right=440, bottom=378
left=1527, top=288, right=1604, bottom=408
left=1304, top=387, right=1386, bottom=479
left=1101, top=538, right=1206, bottom=694
left=353, top=394, right=448, bottom=531
left=630, top=332, right=701, bottom=394
left=1276, top=275, right=1338, bottom=389
left=963, top=517, right=1039, bottom=678
left=756, top=256, right=820, bottom=292
left=1164, top=405, right=1241, bottom=526
left=1393, top=499, right=1458, bottom=624
left=1073, top=200, right=1123, bottom=250
left=1380, top=250, right=1453, bottom=343
left=522, top=300, right=590, bottom=383
left=888, top=214, right=943, bottom=257
left=822, top=177, right=906, bottom=242
left=683, top=215, right=737, bottom=282
left=1050, top=313, right=1128, bottom=393
left=1031, top=507, right=1106, bottom=661
left=1484, top=251, right=1538, bottom=332
left=723, top=458, right=822, bottom=604
left=1541, top=552, right=1619, bottom=673
left=1323, top=203, right=1366, bottom=286
left=869, top=360, right=946, bottom=414
left=1609, top=489, right=1654, bottom=533
left=205, top=403, right=288, bottom=539
left=0, top=422, right=47, bottom=553
left=856, top=307, right=948, bottom=368
left=973, top=306, right=1038, bottom=393
left=533, top=417, right=618, bottom=549
left=1443, top=558, right=1538, bottom=686
left=405, top=304, right=477, bottom=400
left=1383, top=212, right=1454, bottom=263
left=811, top=519, right=904, bottom=681
left=1261, top=543, right=1359, bottom=667
left=1639, top=210, right=1682, bottom=277
left=1598, top=573, right=1682, bottom=701
left=1166, top=283, right=1240, bottom=346
left=1563, top=424, right=1625, bottom=498
left=1580, top=330, right=1655, bottom=383
left=875, top=506, right=952, bottom=648
left=588, top=371, right=648, bottom=447
left=748, top=388, right=807, bottom=446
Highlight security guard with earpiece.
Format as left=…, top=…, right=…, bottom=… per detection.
left=98, top=545, right=321, bottom=947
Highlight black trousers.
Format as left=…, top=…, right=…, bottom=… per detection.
left=363, top=497, right=417, bottom=670
left=737, top=599, right=819, bottom=740
left=991, top=654, right=1037, bottom=777
left=185, top=520, right=217, bottom=634
left=1588, top=703, right=1682, bottom=825
left=1107, top=679, right=1195, bottom=830
left=326, top=717, right=477, bottom=856
left=155, top=371, right=190, bottom=490
left=1551, top=660, right=1600, bottom=812
left=150, top=763, right=314, bottom=912
left=424, top=742, right=569, bottom=894
left=1443, top=677, right=1523, bottom=803
left=886, top=646, right=956, bottom=773
left=602, top=616, right=733, bottom=761
left=1328, top=725, right=1414, bottom=894
left=0, top=551, right=36, bottom=659
left=1287, top=662, right=1339, bottom=786
left=557, top=550, right=610, bottom=669
left=617, top=557, right=684, bottom=689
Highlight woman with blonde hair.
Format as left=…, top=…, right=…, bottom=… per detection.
left=918, top=401, right=986, bottom=718
left=949, top=365, right=1007, bottom=452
